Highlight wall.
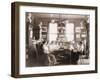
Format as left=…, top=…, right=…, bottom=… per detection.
left=0, top=0, right=100, bottom=80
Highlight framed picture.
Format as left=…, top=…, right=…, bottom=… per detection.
left=76, top=34, right=80, bottom=38
left=42, top=27, right=47, bottom=32
left=11, top=2, right=98, bottom=78
left=75, top=27, right=81, bottom=33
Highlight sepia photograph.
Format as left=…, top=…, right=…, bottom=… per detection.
left=25, top=12, right=90, bottom=67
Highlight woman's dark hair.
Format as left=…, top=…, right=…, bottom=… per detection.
left=42, top=40, right=46, bottom=44
left=79, top=41, right=82, bottom=44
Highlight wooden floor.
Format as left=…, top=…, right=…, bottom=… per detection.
left=26, top=54, right=89, bottom=67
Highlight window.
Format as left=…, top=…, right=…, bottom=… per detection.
left=65, top=22, right=74, bottom=42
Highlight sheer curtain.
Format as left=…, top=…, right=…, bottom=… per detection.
left=65, top=23, right=74, bottom=42
left=48, top=22, right=57, bottom=43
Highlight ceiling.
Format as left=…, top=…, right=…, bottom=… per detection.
left=30, top=13, right=89, bottom=20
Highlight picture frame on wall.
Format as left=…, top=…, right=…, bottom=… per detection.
left=11, top=2, right=98, bottom=78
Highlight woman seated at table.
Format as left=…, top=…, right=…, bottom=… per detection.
left=69, top=41, right=80, bottom=64
left=43, top=41, right=57, bottom=66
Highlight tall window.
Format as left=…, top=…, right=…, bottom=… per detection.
left=65, top=21, right=74, bottom=42
left=48, top=20, right=57, bottom=43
